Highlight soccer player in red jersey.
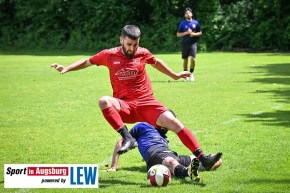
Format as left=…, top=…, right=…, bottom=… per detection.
left=51, top=25, right=221, bottom=171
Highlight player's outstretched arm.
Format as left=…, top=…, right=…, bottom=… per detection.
left=106, top=139, right=123, bottom=172
left=51, top=59, right=92, bottom=74
left=152, top=58, right=190, bottom=80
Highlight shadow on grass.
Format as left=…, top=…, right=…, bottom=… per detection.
left=99, top=179, right=143, bottom=188
left=240, top=63, right=290, bottom=128
left=99, top=177, right=207, bottom=188
left=244, top=178, right=290, bottom=184
left=118, top=165, right=147, bottom=173
left=175, top=178, right=207, bottom=187
left=240, top=110, right=290, bottom=128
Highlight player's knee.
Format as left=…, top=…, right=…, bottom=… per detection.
left=168, top=159, right=178, bottom=166
left=163, top=157, right=178, bottom=168
left=189, top=56, right=195, bottom=60
left=98, top=96, right=111, bottom=109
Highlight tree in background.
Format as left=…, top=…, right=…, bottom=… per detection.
left=208, top=0, right=290, bottom=51
left=0, top=0, right=289, bottom=51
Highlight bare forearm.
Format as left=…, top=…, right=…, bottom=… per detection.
left=64, top=59, right=92, bottom=73
left=151, top=59, right=178, bottom=80
left=190, top=31, right=202, bottom=37
left=51, top=59, right=92, bottom=74
left=110, top=139, right=123, bottom=170
left=151, top=59, right=190, bottom=80
left=176, top=31, right=189, bottom=37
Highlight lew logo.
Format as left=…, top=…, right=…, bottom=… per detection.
left=70, top=166, right=98, bottom=186
left=115, top=68, right=138, bottom=80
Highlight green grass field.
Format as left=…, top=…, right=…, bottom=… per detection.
left=1, top=50, right=290, bottom=193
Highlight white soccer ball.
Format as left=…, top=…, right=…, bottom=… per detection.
left=147, top=164, right=171, bottom=187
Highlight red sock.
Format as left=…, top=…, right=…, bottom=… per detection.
left=177, top=127, right=200, bottom=153
left=101, top=106, right=124, bottom=131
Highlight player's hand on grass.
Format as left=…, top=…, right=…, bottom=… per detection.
left=51, top=63, right=67, bottom=74
left=103, top=167, right=117, bottom=172
left=107, top=167, right=117, bottom=172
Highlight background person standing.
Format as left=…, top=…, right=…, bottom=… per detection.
left=177, top=7, right=202, bottom=82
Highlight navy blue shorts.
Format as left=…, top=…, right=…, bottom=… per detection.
left=146, top=147, right=179, bottom=171
left=181, top=43, right=197, bottom=59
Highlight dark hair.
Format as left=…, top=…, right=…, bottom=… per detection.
left=121, top=25, right=141, bottom=40
left=184, top=7, right=192, bottom=14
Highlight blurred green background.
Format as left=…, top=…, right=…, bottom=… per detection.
left=1, top=0, right=289, bottom=52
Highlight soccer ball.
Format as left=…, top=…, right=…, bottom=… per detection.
left=147, top=164, right=171, bottom=187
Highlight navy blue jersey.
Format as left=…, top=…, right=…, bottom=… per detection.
left=177, top=19, right=201, bottom=46
left=130, top=122, right=168, bottom=162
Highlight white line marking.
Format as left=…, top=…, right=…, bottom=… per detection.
left=272, top=104, right=284, bottom=109
left=251, top=111, right=263, bottom=116
left=222, top=117, right=240, bottom=124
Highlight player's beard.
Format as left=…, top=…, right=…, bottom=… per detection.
left=122, top=44, right=135, bottom=59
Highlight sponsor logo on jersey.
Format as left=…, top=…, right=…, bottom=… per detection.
left=115, top=68, right=138, bottom=80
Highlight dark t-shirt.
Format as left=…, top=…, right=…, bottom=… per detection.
left=177, top=19, right=201, bottom=47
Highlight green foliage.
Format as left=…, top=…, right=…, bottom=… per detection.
left=208, top=0, right=253, bottom=50
left=209, top=0, right=290, bottom=51
left=0, top=0, right=289, bottom=51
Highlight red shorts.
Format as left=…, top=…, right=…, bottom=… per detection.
left=116, top=96, right=168, bottom=128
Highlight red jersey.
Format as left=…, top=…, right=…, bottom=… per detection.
left=89, top=46, right=157, bottom=100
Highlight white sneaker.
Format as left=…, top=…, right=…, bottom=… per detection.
left=190, top=73, right=195, bottom=81
left=184, top=77, right=189, bottom=82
